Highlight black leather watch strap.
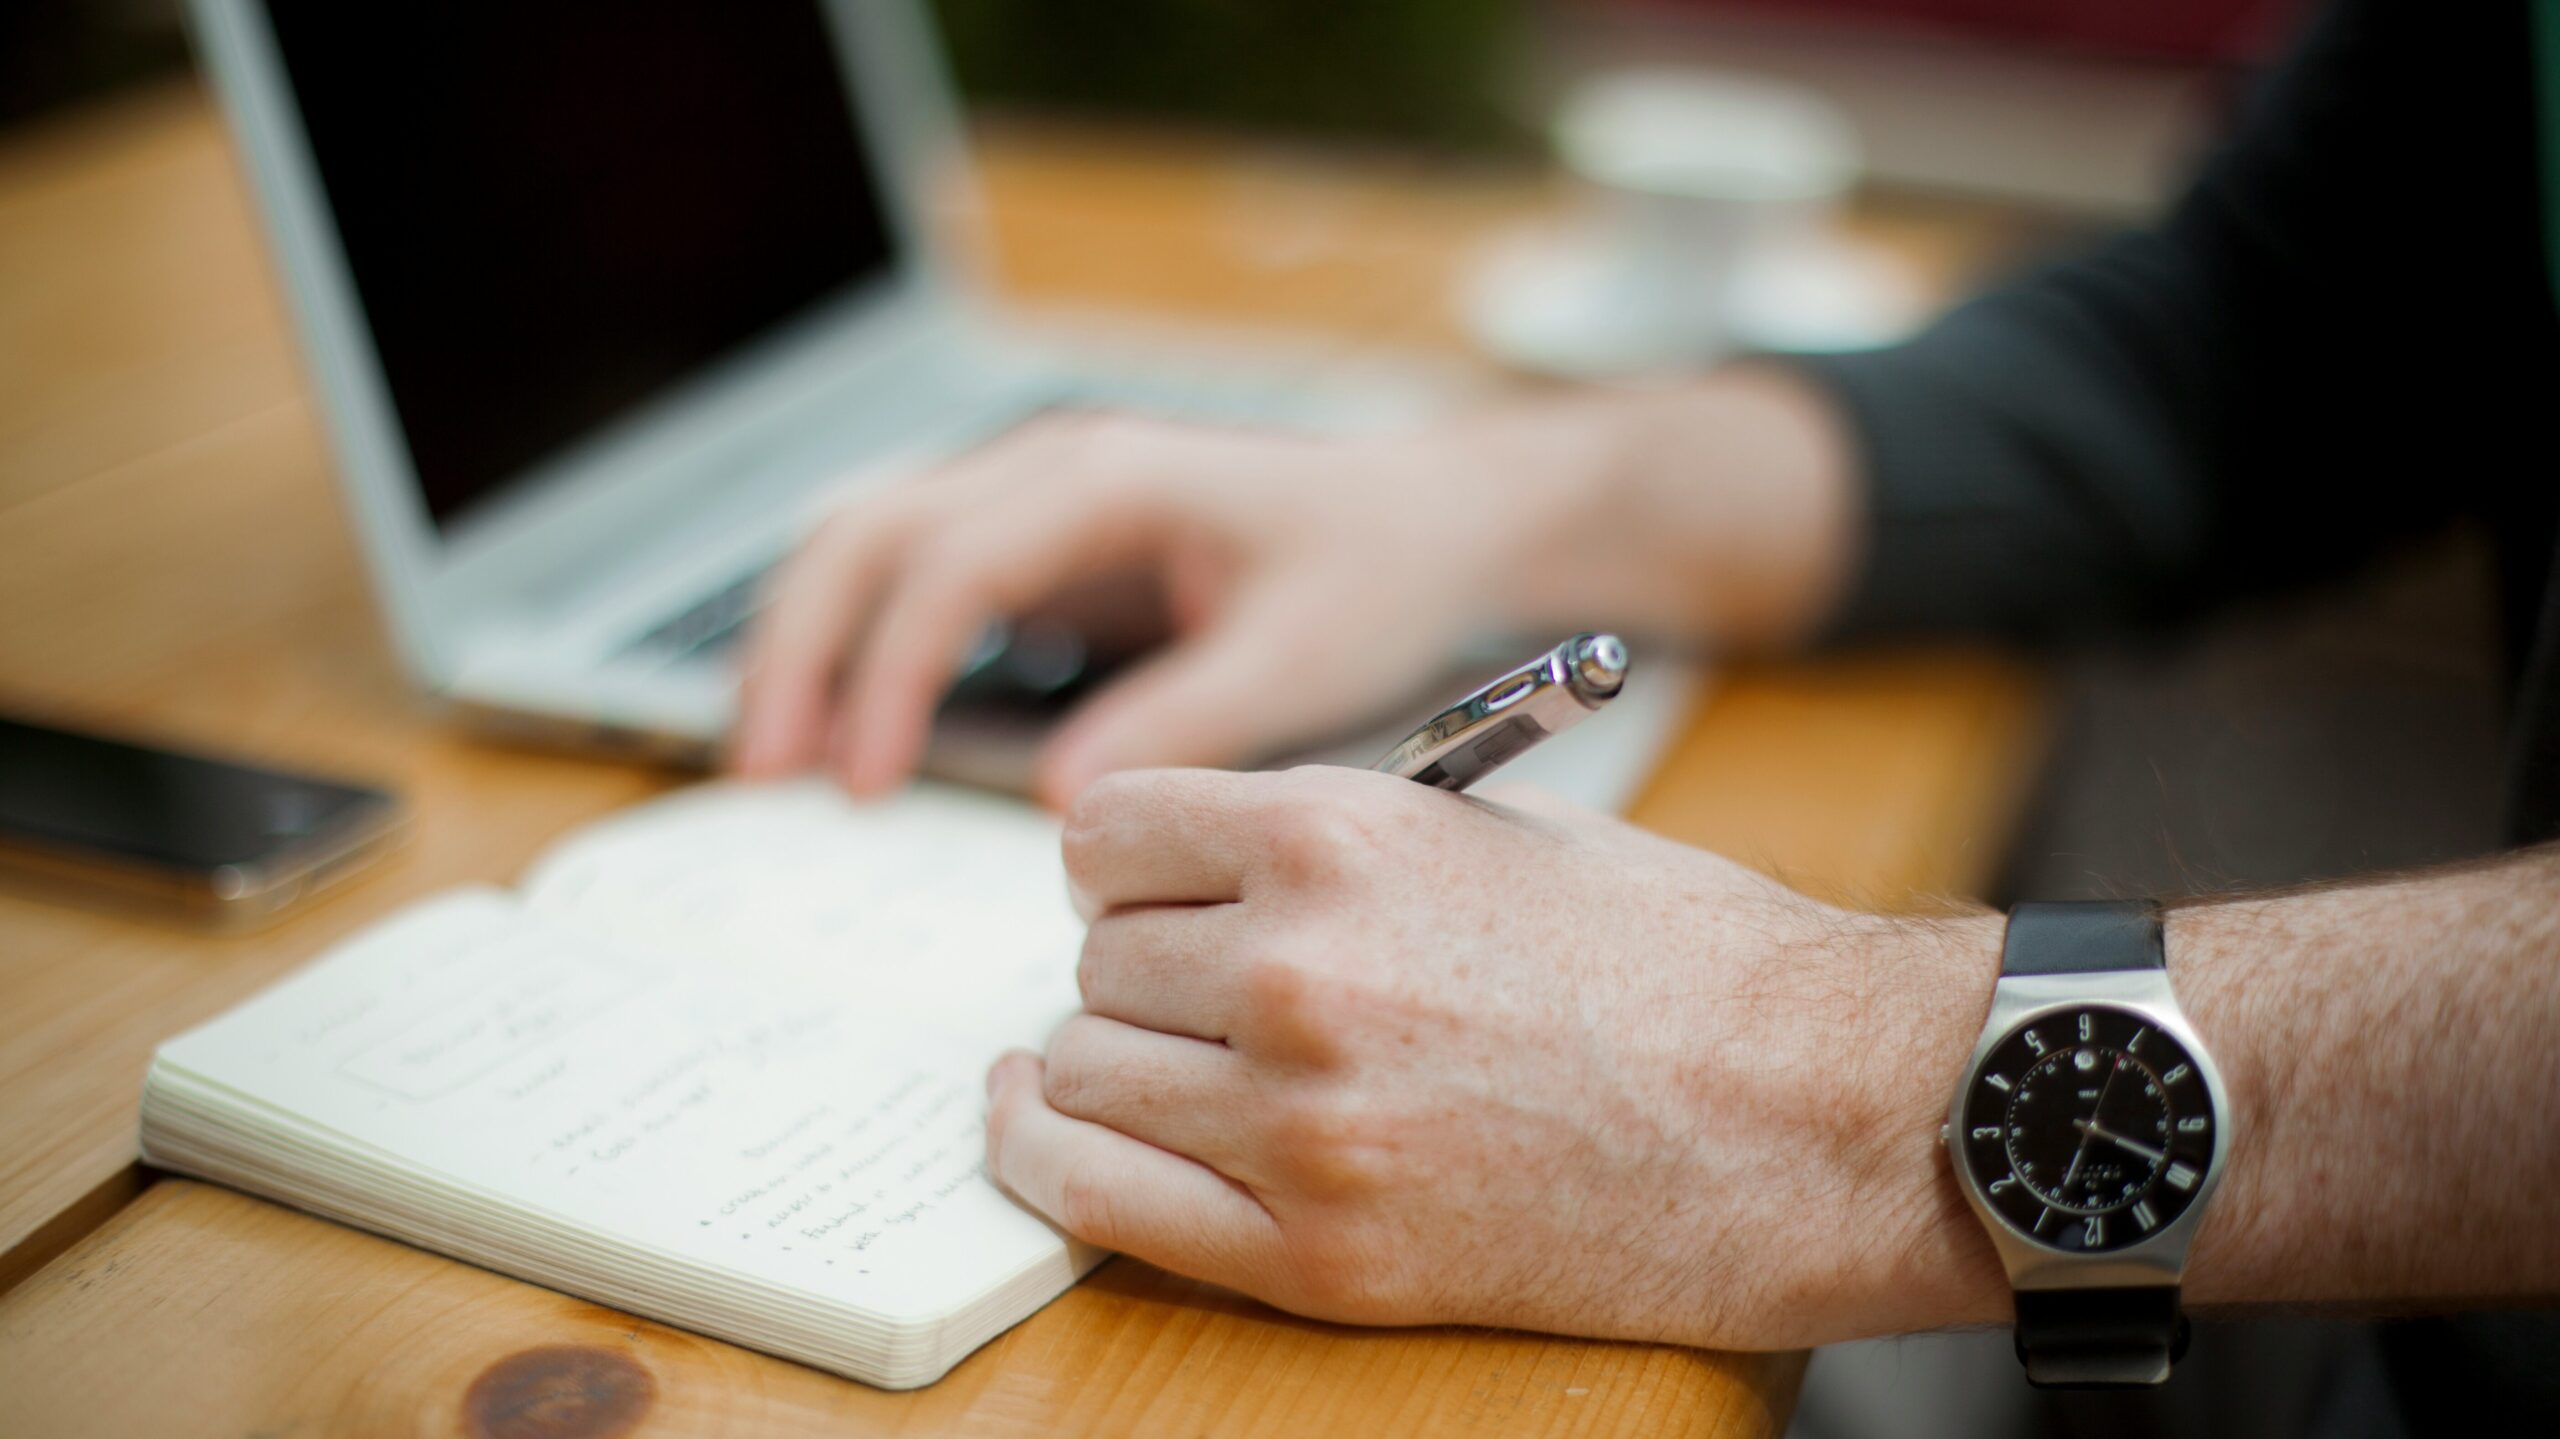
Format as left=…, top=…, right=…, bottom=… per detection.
left=1997, top=900, right=2185, bottom=1388
left=2000, top=900, right=2163, bottom=977
left=2014, top=1286, right=2191, bottom=1388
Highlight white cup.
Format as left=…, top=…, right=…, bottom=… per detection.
left=1463, top=67, right=1868, bottom=376
left=1562, top=67, right=1860, bottom=337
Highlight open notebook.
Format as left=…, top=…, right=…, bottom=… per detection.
left=138, top=657, right=1700, bottom=1389
left=139, top=780, right=1103, bottom=1390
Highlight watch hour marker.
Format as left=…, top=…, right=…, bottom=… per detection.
left=2128, top=1027, right=2147, bottom=1053
left=2132, top=1200, right=2160, bottom=1232
left=2163, top=1063, right=2192, bottom=1084
left=2178, top=1116, right=2210, bottom=1134
left=2024, top=1030, right=2047, bottom=1055
left=2165, top=1162, right=2200, bottom=1192
left=2083, top=1216, right=2104, bottom=1246
left=1987, top=1073, right=2013, bottom=1092
left=2078, top=1013, right=2094, bottom=1041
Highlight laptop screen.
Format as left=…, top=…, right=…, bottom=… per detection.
left=262, top=2, right=901, bottom=531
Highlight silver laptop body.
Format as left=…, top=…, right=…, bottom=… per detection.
left=188, top=0, right=1698, bottom=811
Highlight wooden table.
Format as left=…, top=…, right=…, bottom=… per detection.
left=0, top=80, right=2046, bottom=1436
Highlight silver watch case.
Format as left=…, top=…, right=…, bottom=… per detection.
left=1942, top=967, right=2233, bottom=1293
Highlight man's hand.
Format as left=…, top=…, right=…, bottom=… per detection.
left=984, top=765, right=2007, bottom=1349
left=733, top=413, right=1569, bottom=805
left=732, top=371, right=1858, bottom=806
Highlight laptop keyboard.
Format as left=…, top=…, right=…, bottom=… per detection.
left=617, top=357, right=1403, bottom=671
left=624, top=564, right=770, bottom=665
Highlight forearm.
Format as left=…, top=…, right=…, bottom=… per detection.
left=1877, top=848, right=2560, bottom=1335
left=2172, top=848, right=2560, bottom=1310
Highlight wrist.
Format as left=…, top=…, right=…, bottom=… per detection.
left=1827, top=909, right=2013, bottom=1339
left=2158, top=897, right=2303, bottom=1311
left=1449, top=367, right=1862, bottom=649
left=1660, top=902, right=2009, bottom=1349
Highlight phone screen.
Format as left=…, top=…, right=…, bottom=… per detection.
left=0, top=716, right=394, bottom=874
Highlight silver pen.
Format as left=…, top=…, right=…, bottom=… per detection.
left=1371, top=633, right=1628, bottom=792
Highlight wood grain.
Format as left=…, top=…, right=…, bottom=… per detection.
left=0, top=78, right=2042, bottom=1435
left=0, top=1182, right=1803, bottom=1438
left=1629, top=650, right=2046, bottom=909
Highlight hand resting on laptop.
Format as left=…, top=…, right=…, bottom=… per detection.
left=730, top=371, right=1853, bottom=808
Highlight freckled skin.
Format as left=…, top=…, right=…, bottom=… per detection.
left=995, top=767, right=2560, bottom=1346
left=987, top=765, right=2009, bottom=1350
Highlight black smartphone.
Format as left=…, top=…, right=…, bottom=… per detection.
left=0, top=714, right=404, bottom=927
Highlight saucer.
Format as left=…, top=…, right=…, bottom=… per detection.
left=1457, top=218, right=1928, bottom=379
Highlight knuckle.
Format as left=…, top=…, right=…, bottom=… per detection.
left=1073, top=935, right=1108, bottom=1006
left=1039, top=1016, right=1105, bottom=1108
left=1042, top=415, right=1162, bottom=494
left=1065, top=769, right=1147, bottom=835
left=1240, top=944, right=1339, bottom=1042
left=1058, top=821, right=1103, bottom=894
left=1259, top=787, right=1369, bottom=891
left=1074, top=915, right=1149, bottom=1009
left=1051, top=1163, right=1125, bottom=1247
left=1263, top=1092, right=1391, bottom=1198
left=1059, top=773, right=1146, bottom=884
left=899, top=533, right=990, bottom=605
left=1265, top=1090, right=1350, bottom=1164
left=1239, top=947, right=1320, bottom=1024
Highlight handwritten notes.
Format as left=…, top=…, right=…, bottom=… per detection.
left=523, top=780, right=1078, bottom=1034
left=153, top=783, right=1093, bottom=1328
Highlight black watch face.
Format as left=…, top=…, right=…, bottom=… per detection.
left=1957, top=1006, right=2216, bottom=1253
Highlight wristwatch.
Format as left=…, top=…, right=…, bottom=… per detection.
left=1942, top=901, right=2230, bottom=1388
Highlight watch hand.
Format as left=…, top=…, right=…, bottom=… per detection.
left=2060, top=1140, right=2089, bottom=1191
left=2074, top=1117, right=2168, bottom=1165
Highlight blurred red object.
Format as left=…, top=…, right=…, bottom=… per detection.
left=1608, top=0, right=2306, bottom=64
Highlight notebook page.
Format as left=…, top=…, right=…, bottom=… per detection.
left=152, top=875, right=1085, bottom=1327
left=520, top=780, right=1079, bottom=1038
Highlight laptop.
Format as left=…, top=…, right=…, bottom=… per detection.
left=188, top=0, right=1700, bottom=812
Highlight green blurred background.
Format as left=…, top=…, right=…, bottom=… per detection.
left=932, top=0, right=1531, bottom=147
left=0, top=0, right=1533, bottom=147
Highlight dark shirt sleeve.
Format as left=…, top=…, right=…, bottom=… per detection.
left=1800, top=0, right=2551, bottom=646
